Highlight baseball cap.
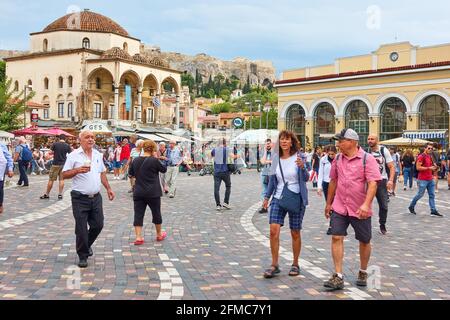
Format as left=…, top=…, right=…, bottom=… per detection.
left=333, top=128, right=359, bottom=141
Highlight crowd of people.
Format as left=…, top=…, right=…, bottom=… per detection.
left=0, top=128, right=449, bottom=292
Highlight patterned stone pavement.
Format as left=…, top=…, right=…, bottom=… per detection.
left=0, top=171, right=450, bottom=300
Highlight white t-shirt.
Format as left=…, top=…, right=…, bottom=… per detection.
left=63, top=147, right=106, bottom=195
left=306, top=152, right=313, bottom=163
left=369, top=146, right=393, bottom=180
left=274, top=155, right=300, bottom=199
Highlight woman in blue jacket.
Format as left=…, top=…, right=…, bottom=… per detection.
left=262, top=130, right=309, bottom=278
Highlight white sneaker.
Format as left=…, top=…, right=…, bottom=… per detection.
left=222, top=203, right=232, bottom=210
left=31, top=172, right=36, bottom=176
left=216, top=205, right=222, bottom=211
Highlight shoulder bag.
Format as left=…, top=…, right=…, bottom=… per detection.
left=278, top=157, right=302, bottom=215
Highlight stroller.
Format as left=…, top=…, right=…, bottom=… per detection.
left=231, top=157, right=246, bottom=175
left=199, top=163, right=214, bottom=176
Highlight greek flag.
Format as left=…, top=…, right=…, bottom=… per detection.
left=153, top=96, right=161, bottom=108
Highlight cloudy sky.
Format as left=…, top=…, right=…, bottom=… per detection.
left=1, top=0, right=450, bottom=75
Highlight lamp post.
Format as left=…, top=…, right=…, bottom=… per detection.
left=23, top=85, right=32, bottom=128
left=255, top=99, right=261, bottom=129
left=264, top=105, right=271, bottom=130
left=245, top=102, right=251, bottom=130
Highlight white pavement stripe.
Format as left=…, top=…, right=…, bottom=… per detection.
left=396, top=195, right=450, bottom=209
left=241, top=202, right=373, bottom=300
left=157, top=254, right=184, bottom=300
left=0, top=190, right=72, bottom=231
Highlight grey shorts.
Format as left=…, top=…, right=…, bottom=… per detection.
left=330, top=211, right=372, bottom=244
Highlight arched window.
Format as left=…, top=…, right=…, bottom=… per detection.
left=96, top=77, right=101, bottom=90
left=345, top=100, right=369, bottom=148
left=14, top=81, right=19, bottom=91
left=123, top=42, right=128, bottom=52
left=67, top=102, right=74, bottom=119
left=68, top=76, right=73, bottom=88
left=286, top=104, right=306, bottom=147
left=44, top=78, right=49, bottom=90
left=27, top=79, right=32, bottom=87
left=380, top=98, right=407, bottom=141
left=82, top=37, right=90, bottom=49
left=43, top=39, right=48, bottom=52
left=58, top=76, right=63, bottom=89
left=419, top=95, right=449, bottom=130
left=314, top=102, right=336, bottom=147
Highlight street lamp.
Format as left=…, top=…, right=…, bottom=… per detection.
left=255, top=99, right=262, bottom=129
left=245, top=102, right=251, bottom=130
left=23, top=85, right=32, bottom=128
left=264, top=105, right=271, bottom=130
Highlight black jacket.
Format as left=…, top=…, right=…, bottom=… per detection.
left=129, top=156, right=167, bottom=198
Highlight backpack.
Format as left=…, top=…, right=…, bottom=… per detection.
left=367, top=146, right=390, bottom=177
left=335, top=151, right=368, bottom=174
left=20, top=145, right=33, bottom=162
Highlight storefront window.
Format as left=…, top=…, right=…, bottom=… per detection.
left=380, top=98, right=407, bottom=141
left=420, top=95, right=449, bottom=130
left=345, top=100, right=369, bottom=148
left=314, top=102, right=335, bottom=147
left=286, top=104, right=306, bottom=147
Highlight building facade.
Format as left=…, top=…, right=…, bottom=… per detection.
left=5, top=9, right=182, bottom=130
left=275, top=42, right=450, bottom=149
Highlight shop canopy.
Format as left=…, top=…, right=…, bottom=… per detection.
left=81, top=122, right=112, bottom=133
left=232, top=129, right=280, bottom=144
left=403, top=130, right=448, bottom=140
left=137, top=133, right=168, bottom=142
left=156, top=133, right=192, bottom=143
left=44, top=127, right=74, bottom=137
left=12, top=127, right=49, bottom=136
left=380, top=137, right=432, bottom=147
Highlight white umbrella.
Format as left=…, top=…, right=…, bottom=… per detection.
left=379, top=137, right=432, bottom=146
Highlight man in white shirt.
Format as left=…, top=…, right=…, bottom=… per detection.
left=63, top=131, right=115, bottom=268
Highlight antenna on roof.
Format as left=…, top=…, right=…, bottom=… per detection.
left=84, top=8, right=90, bottom=12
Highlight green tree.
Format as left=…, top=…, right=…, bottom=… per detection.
left=0, top=60, right=5, bottom=84
left=219, top=88, right=231, bottom=102
left=181, top=73, right=195, bottom=93
left=0, top=78, right=35, bottom=131
left=206, top=88, right=215, bottom=99
left=245, top=108, right=278, bottom=130
left=210, top=102, right=232, bottom=115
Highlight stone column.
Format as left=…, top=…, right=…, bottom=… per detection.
left=114, top=85, right=119, bottom=122
left=278, top=117, right=286, bottom=131
left=369, top=114, right=381, bottom=136
left=137, top=87, right=143, bottom=123
left=335, top=115, right=345, bottom=133
left=305, top=116, right=315, bottom=149
left=406, top=112, right=419, bottom=131
left=175, top=95, right=180, bottom=129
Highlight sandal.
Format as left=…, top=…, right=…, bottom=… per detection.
left=40, top=194, right=49, bottom=200
left=263, top=265, right=280, bottom=279
left=156, top=232, right=167, bottom=242
left=289, top=265, right=300, bottom=277
left=134, top=239, right=144, bottom=246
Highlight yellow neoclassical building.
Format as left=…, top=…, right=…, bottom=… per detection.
left=275, top=42, right=450, bottom=149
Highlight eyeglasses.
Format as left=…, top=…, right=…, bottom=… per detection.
left=426, top=147, right=433, bottom=150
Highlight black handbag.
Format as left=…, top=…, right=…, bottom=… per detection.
left=278, top=158, right=302, bottom=215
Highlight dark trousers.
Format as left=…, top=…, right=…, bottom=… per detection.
left=214, top=172, right=231, bottom=206
left=0, top=180, right=4, bottom=206
left=71, top=191, right=104, bottom=259
left=376, top=179, right=389, bottom=226
left=322, top=181, right=330, bottom=201
left=18, top=160, right=29, bottom=185
left=133, top=196, right=162, bottom=227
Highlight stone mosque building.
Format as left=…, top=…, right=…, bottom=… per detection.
left=5, top=9, right=183, bottom=131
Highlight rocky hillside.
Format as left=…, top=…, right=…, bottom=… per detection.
left=1, top=47, right=277, bottom=86
left=141, top=45, right=276, bottom=87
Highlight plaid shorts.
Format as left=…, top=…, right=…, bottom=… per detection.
left=269, top=198, right=306, bottom=230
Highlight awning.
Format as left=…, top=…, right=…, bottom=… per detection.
left=403, top=130, right=448, bottom=140
left=137, top=133, right=168, bottom=142
left=156, top=133, right=192, bottom=143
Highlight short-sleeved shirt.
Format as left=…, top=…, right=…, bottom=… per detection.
left=62, top=148, right=106, bottom=195
left=330, top=148, right=382, bottom=218
left=211, top=147, right=232, bottom=173
left=120, top=144, right=131, bottom=161
left=402, top=155, right=415, bottom=168
left=368, top=146, right=393, bottom=180
left=15, top=144, right=29, bottom=161
left=51, top=142, right=71, bottom=166
left=167, top=147, right=182, bottom=166
left=417, top=153, right=433, bottom=181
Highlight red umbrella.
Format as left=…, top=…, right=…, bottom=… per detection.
left=44, top=127, right=74, bottom=137
left=13, top=127, right=49, bottom=136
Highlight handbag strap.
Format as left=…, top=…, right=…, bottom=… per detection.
left=278, top=157, right=287, bottom=185
left=135, top=157, right=149, bottom=180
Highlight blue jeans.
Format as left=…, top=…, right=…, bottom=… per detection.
left=403, top=168, right=413, bottom=189
left=410, top=179, right=436, bottom=212
left=18, top=160, right=30, bottom=185
left=261, top=175, right=269, bottom=200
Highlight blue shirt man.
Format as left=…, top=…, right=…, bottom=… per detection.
left=167, top=143, right=182, bottom=166
left=0, top=144, right=14, bottom=174
left=211, top=146, right=233, bottom=173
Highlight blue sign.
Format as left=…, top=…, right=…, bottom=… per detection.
left=125, top=85, right=132, bottom=111
left=233, top=117, right=244, bottom=128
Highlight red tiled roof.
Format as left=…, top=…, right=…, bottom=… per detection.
left=275, top=61, right=450, bottom=85
left=42, top=10, right=129, bottom=37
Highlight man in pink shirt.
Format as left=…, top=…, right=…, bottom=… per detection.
left=324, top=128, right=381, bottom=291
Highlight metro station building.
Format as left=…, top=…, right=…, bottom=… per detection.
left=275, top=42, right=450, bottom=149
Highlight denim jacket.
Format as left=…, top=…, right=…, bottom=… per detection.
left=264, top=153, right=310, bottom=206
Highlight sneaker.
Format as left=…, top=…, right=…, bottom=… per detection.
left=88, top=247, right=93, bottom=257
left=31, top=172, right=36, bottom=176
left=403, top=187, right=407, bottom=191
left=408, top=206, right=416, bottom=215
left=222, top=203, right=232, bottom=210
left=324, top=273, right=344, bottom=291
left=326, top=227, right=332, bottom=235
left=78, top=259, right=88, bottom=268
left=356, top=271, right=368, bottom=287
left=169, top=194, right=175, bottom=199
left=431, top=211, right=443, bottom=218
left=216, top=205, right=222, bottom=211
left=258, top=208, right=268, bottom=214
left=380, top=225, right=387, bottom=235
